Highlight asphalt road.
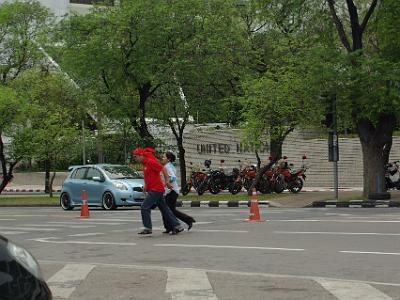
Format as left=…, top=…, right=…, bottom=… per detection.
left=1, top=206, right=399, bottom=300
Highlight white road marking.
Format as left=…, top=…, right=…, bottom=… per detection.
left=26, top=224, right=96, bottom=229
left=0, top=231, right=27, bottom=235
left=275, top=231, right=400, bottom=236
left=193, top=222, right=213, bottom=225
left=68, top=232, right=105, bottom=237
left=30, top=237, right=137, bottom=246
left=167, top=269, right=218, bottom=300
left=0, top=226, right=57, bottom=232
left=340, top=251, right=400, bottom=256
left=47, top=221, right=122, bottom=225
left=193, top=229, right=248, bottom=233
left=272, top=219, right=400, bottom=223
left=315, top=279, right=394, bottom=300
left=47, top=263, right=95, bottom=299
left=40, top=259, right=400, bottom=288
left=85, top=218, right=142, bottom=222
left=154, top=243, right=304, bottom=251
left=0, top=219, right=17, bottom=221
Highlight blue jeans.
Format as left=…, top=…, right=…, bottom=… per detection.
left=141, top=191, right=180, bottom=230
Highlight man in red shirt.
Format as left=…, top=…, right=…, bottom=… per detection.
left=132, top=147, right=184, bottom=235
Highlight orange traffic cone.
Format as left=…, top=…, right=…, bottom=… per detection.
left=80, top=190, right=90, bottom=219
left=245, top=188, right=265, bottom=222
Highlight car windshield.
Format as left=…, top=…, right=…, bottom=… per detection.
left=102, top=166, right=143, bottom=180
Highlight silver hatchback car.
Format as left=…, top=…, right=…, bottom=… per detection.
left=60, top=164, right=145, bottom=210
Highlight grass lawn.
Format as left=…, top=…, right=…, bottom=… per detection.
left=0, top=196, right=59, bottom=205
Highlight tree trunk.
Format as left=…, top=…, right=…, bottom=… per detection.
left=357, top=114, right=396, bottom=199
left=177, top=138, right=187, bottom=189
left=0, top=134, right=18, bottom=194
left=49, top=171, right=56, bottom=198
left=137, top=83, right=156, bottom=148
left=44, top=159, right=50, bottom=194
left=248, top=136, right=283, bottom=195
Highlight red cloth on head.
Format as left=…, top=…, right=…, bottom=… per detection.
left=132, top=147, right=144, bottom=156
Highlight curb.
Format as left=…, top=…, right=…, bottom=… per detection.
left=176, top=201, right=270, bottom=207
left=3, top=189, right=61, bottom=193
left=312, top=200, right=400, bottom=208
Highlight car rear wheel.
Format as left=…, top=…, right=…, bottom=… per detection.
left=102, top=192, right=117, bottom=210
left=60, top=193, right=74, bottom=210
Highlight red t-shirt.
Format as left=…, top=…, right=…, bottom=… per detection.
left=143, top=158, right=165, bottom=192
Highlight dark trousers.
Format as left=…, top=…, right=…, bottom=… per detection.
left=162, top=190, right=195, bottom=230
left=141, top=191, right=180, bottom=230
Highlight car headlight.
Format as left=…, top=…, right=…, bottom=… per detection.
left=7, top=241, right=42, bottom=280
left=112, top=181, right=128, bottom=190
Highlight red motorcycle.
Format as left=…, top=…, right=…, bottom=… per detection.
left=274, top=156, right=307, bottom=193
left=181, top=163, right=209, bottom=195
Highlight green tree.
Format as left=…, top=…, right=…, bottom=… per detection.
left=12, top=69, right=84, bottom=196
left=0, top=0, right=52, bottom=193
left=325, top=0, right=400, bottom=198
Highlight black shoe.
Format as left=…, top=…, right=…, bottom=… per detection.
left=162, top=230, right=172, bottom=234
left=171, top=225, right=184, bottom=235
left=138, top=229, right=152, bottom=235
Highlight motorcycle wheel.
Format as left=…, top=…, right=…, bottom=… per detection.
left=243, top=178, right=253, bottom=191
left=257, top=176, right=271, bottom=194
left=209, top=181, right=221, bottom=194
left=289, top=178, right=303, bottom=193
left=274, top=176, right=285, bottom=194
left=229, top=182, right=242, bottom=195
left=181, top=184, right=191, bottom=196
left=196, top=180, right=208, bottom=195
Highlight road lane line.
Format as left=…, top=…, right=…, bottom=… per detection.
left=26, top=224, right=96, bottom=229
left=315, top=279, right=394, bottom=300
left=155, top=244, right=304, bottom=251
left=272, top=219, right=400, bottom=223
left=47, top=263, right=95, bottom=299
left=0, top=219, right=17, bottom=221
left=340, top=251, right=400, bottom=256
left=68, top=232, right=105, bottom=237
left=0, top=231, right=27, bottom=235
left=47, top=221, right=122, bottom=225
left=0, top=226, right=57, bottom=232
left=192, top=229, right=248, bottom=233
left=167, top=269, right=218, bottom=300
left=30, top=237, right=137, bottom=246
left=275, top=231, right=400, bottom=236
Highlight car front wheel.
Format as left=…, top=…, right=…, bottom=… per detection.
left=102, top=192, right=117, bottom=210
left=60, top=193, right=74, bottom=210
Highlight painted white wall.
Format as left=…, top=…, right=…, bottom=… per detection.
left=0, top=0, right=69, bottom=17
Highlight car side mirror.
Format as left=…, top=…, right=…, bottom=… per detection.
left=92, top=176, right=104, bottom=182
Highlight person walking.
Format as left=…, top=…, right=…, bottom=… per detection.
left=162, top=151, right=196, bottom=233
left=132, top=147, right=184, bottom=235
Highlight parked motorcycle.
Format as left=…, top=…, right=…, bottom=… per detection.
left=274, top=156, right=307, bottom=193
left=181, top=163, right=209, bottom=195
left=385, top=160, right=400, bottom=190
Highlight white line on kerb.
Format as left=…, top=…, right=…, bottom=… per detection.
left=275, top=231, right=400, bottom=236
left=315, top=279, right=394, bottom=300
left=166, top=269, right=218, bottom=300
left=155, top=244, right=304, bottom=251
left=340, top=251, right=400, bottom=256
left=47, top=264, right=95, bottom=299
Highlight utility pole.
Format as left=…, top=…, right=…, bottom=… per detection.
left=327, top=94, right=339, bottom=200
